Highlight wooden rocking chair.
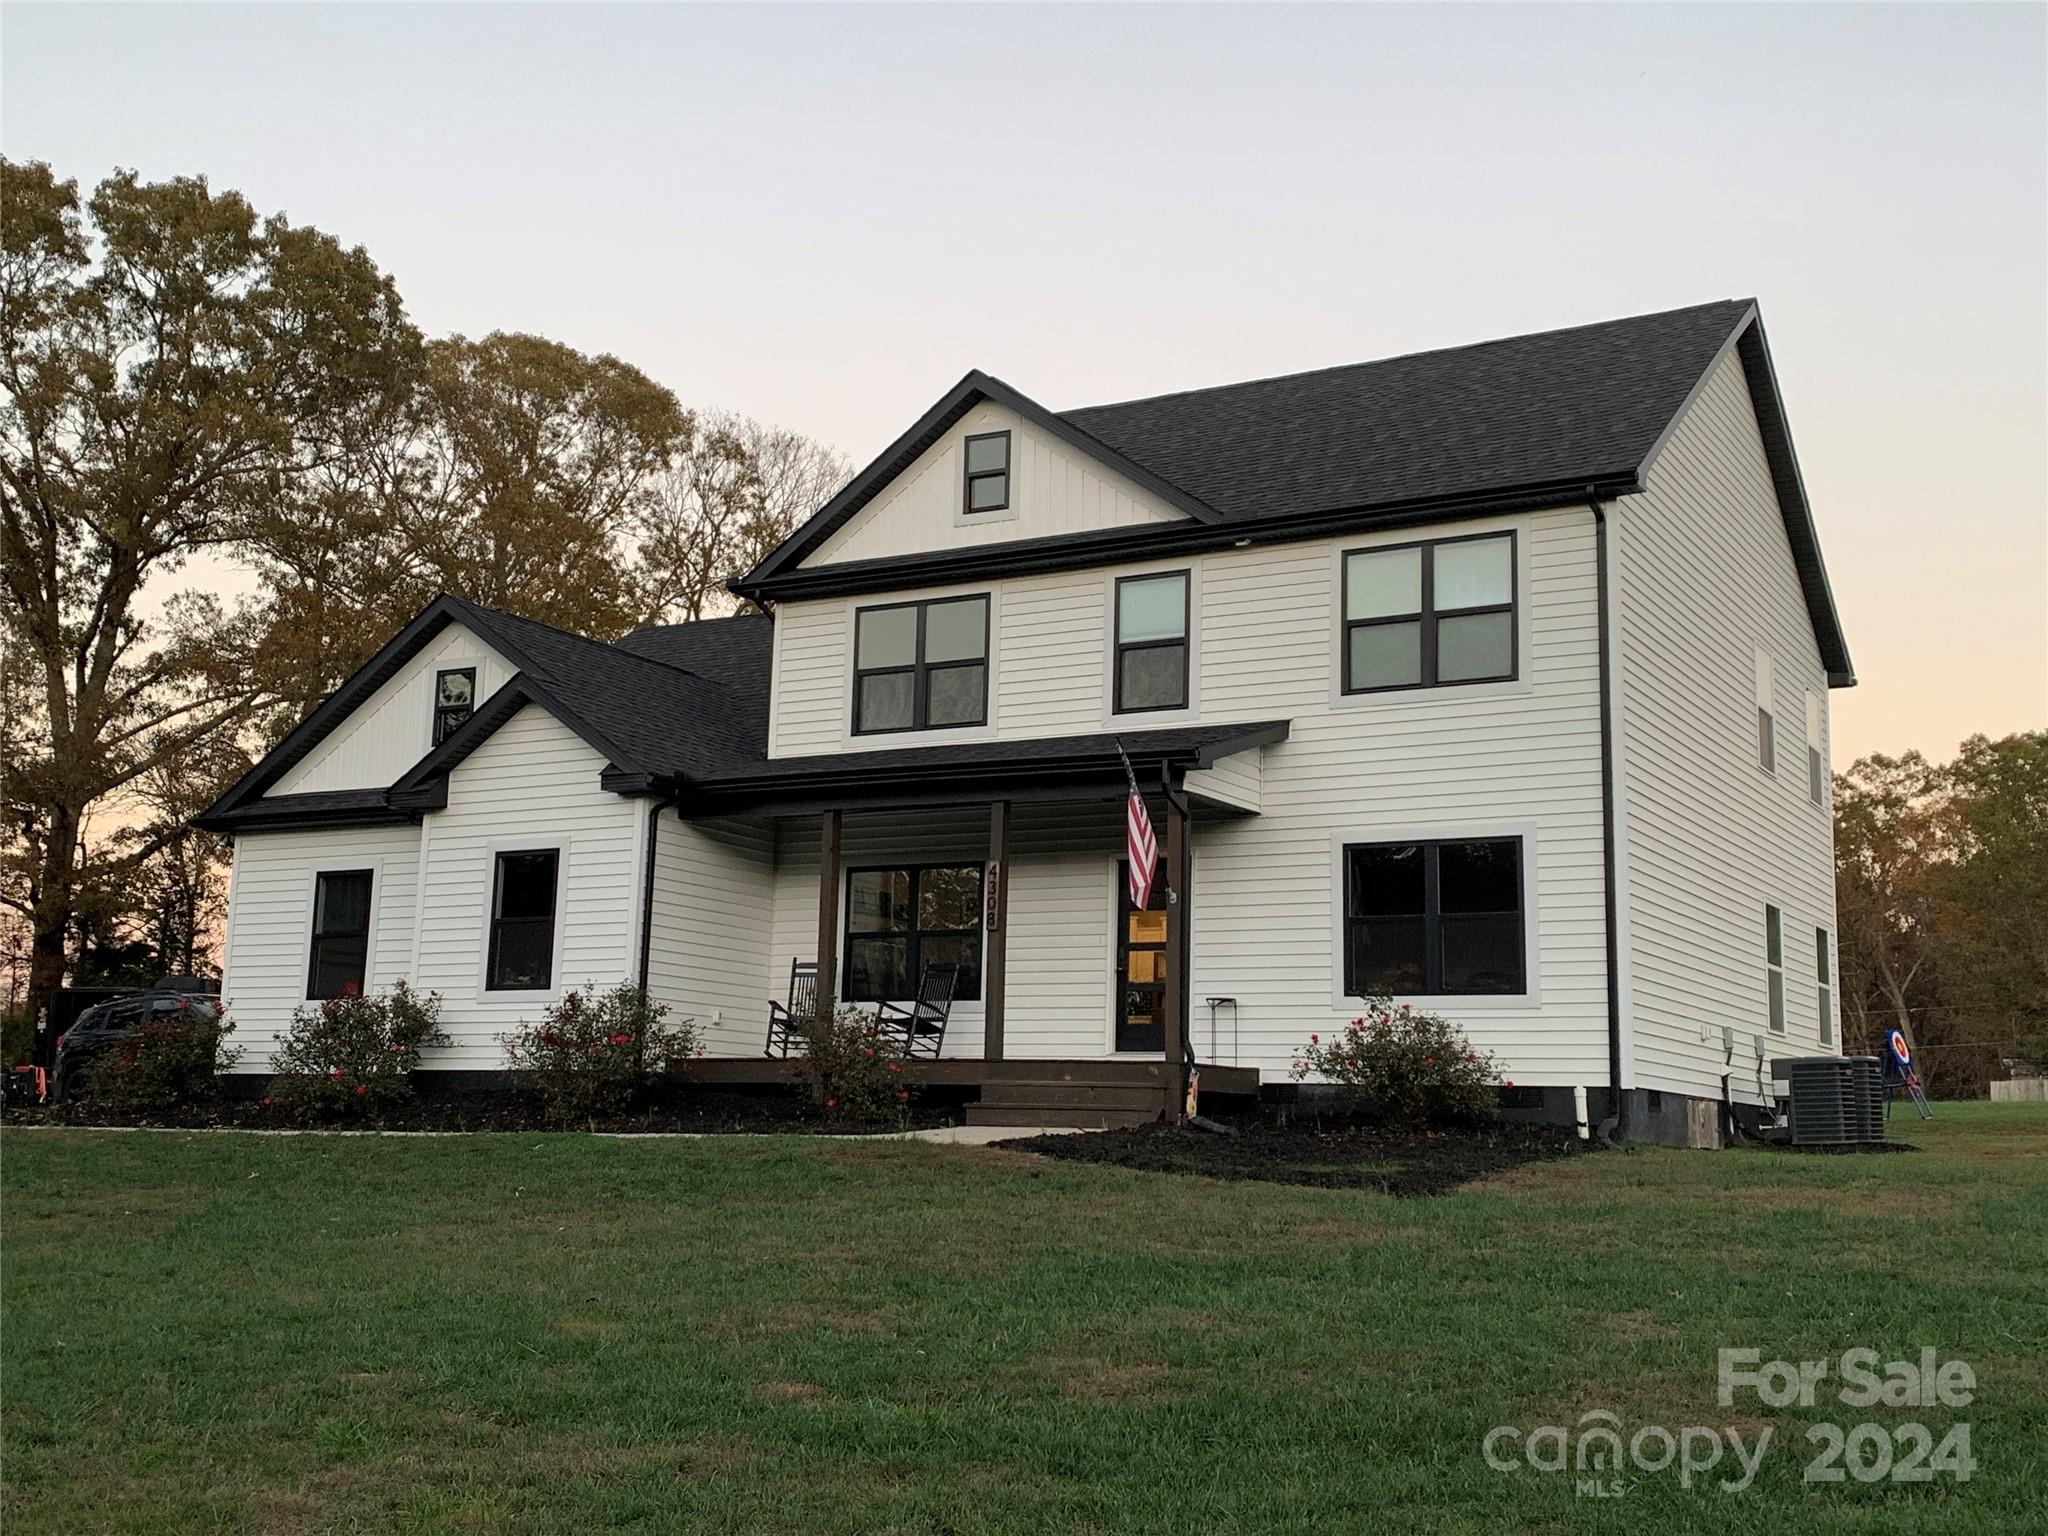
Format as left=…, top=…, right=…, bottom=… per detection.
left=875, top=963, right=961, bottom=1060
left=765, top=960, right=820, bottom=1058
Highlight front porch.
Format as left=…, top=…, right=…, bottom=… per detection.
left=667, top=722, right=1287, bottom=1124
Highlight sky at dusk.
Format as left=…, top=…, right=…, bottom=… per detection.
left=4, top=2, right=2043, bottom=764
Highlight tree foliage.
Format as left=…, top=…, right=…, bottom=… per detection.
left=1834, top=732, right=2048, bottom=1093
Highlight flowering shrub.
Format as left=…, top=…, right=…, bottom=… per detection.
left=789, top=1005, right=914, bottom=1125
left=1290, top=1000, right=1504, bottom=1127
left=267, top=981, right=447, bottom=1120
left=502, top=983, right=700, bottom=1124
left=82, top=1004, right=240, bottom=1113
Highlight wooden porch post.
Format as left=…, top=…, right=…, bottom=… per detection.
left=816, top=809, right=842, bottom=1022
left=1162, top=787, right=1187, bottom=1120
left=984, top=800, right=1010, bottom=1061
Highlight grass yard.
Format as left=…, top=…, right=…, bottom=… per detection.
left=2, top=1106, right=2043, bottom=1535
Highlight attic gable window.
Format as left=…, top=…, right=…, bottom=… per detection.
left=1342, top=532, right=1516, bottom=694
left=962, top=431, right=1011, bottom=514
left=435, top=668, right=476, bottom=745
left=853, top=595, right=989, bottom=734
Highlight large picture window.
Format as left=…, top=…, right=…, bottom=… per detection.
left=1114, top=571, right=1190, bottom=713
left=307, top=869, right=373, bottom=1000
left=1342, top=532, right=1516, bottom=694
left=852, top=596, right=989, bottom=734
left=1342, top=838, right=1525, bottom=996
left=487, top=849, right=560, bottom=991
left=845, top=864, right=983, bottom=1003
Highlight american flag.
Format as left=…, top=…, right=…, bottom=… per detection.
left=1119, top=743, right=1158, bottom=911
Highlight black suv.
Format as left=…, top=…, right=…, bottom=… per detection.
left=51, top=989, right=222, bottom=1102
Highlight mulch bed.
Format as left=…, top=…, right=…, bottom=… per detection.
left=997, top=1118, right=1590, bottom=1197
left=0, top=1084, right=960, bottom=1137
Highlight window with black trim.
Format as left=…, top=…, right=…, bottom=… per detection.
left=434, top=667, right=476, bottom=744
left=1765, top=904, right=1786, bottom=1033
left=1114, top=571, right=1189, bottom=713
left=962, top=431, right=1010, bottom=513
left=1342, top=839, right=1525, bottom=996
left=307, top=869, right=373, bottom=999
left=852, top=595, right=988, bottom=734
left=487, top=849, right=559, bottom=991
left=844, top=864, right=983, bottom=1003
left=1342, top=532, right=1515, bottom=694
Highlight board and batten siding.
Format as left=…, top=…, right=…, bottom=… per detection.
left=643, top=813, right=777, bottom=1058
left=1616, top=346, right=1839, bottom=1103
left=806, top=400, right=1187, bottom=568
left=407, top=705, right=645, bottom=1067
left=271, top=622, right=514, bottom=796
left=763, top=507, right=1611, bottom=1083
left=217, top=824, right=422, bottom=1071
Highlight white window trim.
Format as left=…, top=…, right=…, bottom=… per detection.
left=1764, top=901, right=1787, bottom=1035
left=302, top=857, right=385, bottom=1002
left=1100, top=560, right=1201, bottom=728
left=837, top=584, right=1003, bottom=749
left=1326, top=821, right=1543, bottom=1012
left=1754, top=647, right=1777, bottom=777
left=473, top=834, right=573, bottom=1007
left=1326, top=516, right=1536, bottom=712
left=950, top=410, right=1021, bottom=530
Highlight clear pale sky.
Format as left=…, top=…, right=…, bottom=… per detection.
left=5, top=2, right=2043, bottom=765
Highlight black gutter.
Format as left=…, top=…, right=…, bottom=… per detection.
left=1590, top=495, right=1629, bottom=1144
left=733, top=475, right=1643, bottom=605
left=636, top=796, right=675, bottom=991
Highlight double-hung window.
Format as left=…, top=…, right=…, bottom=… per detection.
left=1765, top=904, right=1786, bottom=1033
left=853, top=596, right=989, bottom=734
left=434, top=668, right=476, bottom=745
left=1114, top=571, right=1190, bottom=713
left=844, top=864, right=983, bottom=1002
left=1343, top=838, right=1525, bottom=996
left=1805, top=691, right=1825, bottom=805
left=1342, top=532, right=1515, bottom=693
left=487, top=850, right=560, bottom=991
left=962, top=431, right=1010, bottom=513
left=1755, top=650, right=1776, bottom=774
left=307, top=870, right=373, bottom=999
left=1816, top=927, right=1835, bottom=1045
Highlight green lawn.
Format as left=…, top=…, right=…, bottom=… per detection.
left=3, top=1106, right=2044, bottom=1535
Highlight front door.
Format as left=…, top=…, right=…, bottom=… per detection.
left=1115, top=859, right=1169, bottom=1053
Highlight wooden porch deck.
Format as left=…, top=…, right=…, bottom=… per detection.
left=685, top=1055, right=1260, bottom=1127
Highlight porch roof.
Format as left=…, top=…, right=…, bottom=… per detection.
left=675, top=720, right=1289, bottom=815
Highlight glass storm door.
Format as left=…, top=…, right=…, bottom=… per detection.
left=1116, top=859, right=1169, bottom=1053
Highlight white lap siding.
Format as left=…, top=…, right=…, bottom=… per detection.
left=643, top=814, right=777, bottom=1057
left=217, top=824, right=422, bottom=1071
left=762, top=508, right=1611, bottom=1083
left=409, top=707, right=644, bottom=1068
left=1616, top=348, right=1839, bottom=1103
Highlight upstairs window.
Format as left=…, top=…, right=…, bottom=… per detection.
left=1343, top=532, right=1515, bottom=694
left=307, top=869, right=373, bottom=1000
left=1765, top=904, right=1786, bottom=1033
left=845, top=864, right=983, bottom=1002
left=487, top=850, right=560, bottom=991
left=434, top=668, right=476, bottom=745
left=1755, top=650, right=1776, bottom=774
left=962, top=431, right=1011, bottom=514
left=1805, top=691, right=1825, bottom=805
left=853, top=596, right=989, bottom=734
left=1343, top=838, right=1525, bottom=997
left=1114, top=571, right=1190, bottom=713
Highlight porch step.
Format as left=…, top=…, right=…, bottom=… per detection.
left=964, top=1103, right=1157, bottom=1130
left=980, top=1082, right=1163, bottom=1111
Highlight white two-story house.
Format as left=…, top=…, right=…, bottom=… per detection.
left=198, top=300, right=1854, bottom=1145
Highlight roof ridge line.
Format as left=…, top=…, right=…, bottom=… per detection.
left=452, top=597, right=738, bottom=695
left=1059, top=298, right=1755, bottom=418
